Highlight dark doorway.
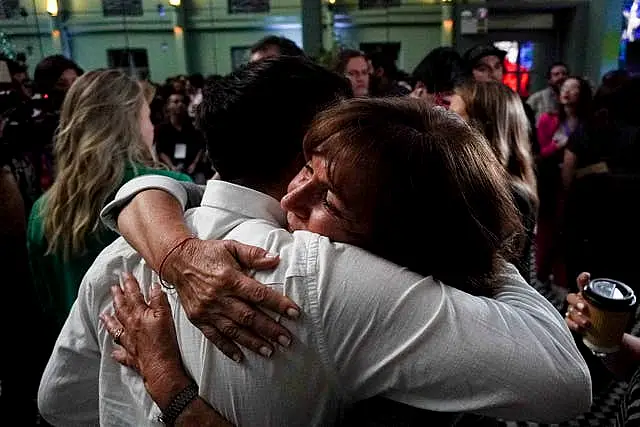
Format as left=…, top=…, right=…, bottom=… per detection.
left=107, top=48, right=149, bottom=79
left=360, top=42, right=401, bottom=63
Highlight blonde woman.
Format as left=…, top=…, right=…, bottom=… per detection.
left=27, top=69, right=192, bottom=333
left=450, top=80, right=538, bottom=282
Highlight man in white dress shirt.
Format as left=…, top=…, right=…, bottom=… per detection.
left=38, top=57, right=591, bottom=427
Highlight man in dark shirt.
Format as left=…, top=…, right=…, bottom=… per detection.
left=155, top=90, right=205, bottom=180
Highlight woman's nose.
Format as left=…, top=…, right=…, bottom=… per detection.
left=281, top=180, right=315, bottom=219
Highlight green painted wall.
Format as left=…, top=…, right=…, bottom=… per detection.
left=4, top=0, right=443, bottom=80
left=582, top=0, right=623, bottom=84
left=9, top=35, right=57, bottom=72
left=338, top=25, right=441, bottom=73
left=186, top=28, right=303, bottom=76
left=71, top=33, right=183, bottom=81
left=333, top=3, right=442, bottom=73
left=1, top=0, right=628, bottom=84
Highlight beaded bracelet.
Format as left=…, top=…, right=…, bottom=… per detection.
left=158, top=236, right=196, bottom=290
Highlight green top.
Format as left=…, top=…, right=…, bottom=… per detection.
left=27, top=164, right=192, bottom=330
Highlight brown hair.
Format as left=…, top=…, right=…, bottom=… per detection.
left=43, top=69, right=155, bottom=258
left=303, top=97, right=523, bottom=294
left=455, top=80, right=538, bottom=209
left=332, top=49, right=368, bottom=75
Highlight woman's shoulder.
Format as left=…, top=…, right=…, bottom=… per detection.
left=538, top=111, right=559, bottom=126
left=26, top=194, right=47, bottom=246
left=27, top=194, right=46, bottom=224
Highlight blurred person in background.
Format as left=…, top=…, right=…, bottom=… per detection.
left=535, top=76, right=592, bottom=288
left=527, top=62, right=569, bottom=122
left=561, top=73, right=640, bottom=295
left=0, top=58, right=40, bottom=209
left=28, top=55, right=83, bottom=194
left=410, top=46, right=465, bottom=108
left=368, top=49, right=412, bottom=97
left=332, top=49, right=370, bottom=97
left=450, top=80, right=538, bottom=283
left=2, top=55, right=31, bottom=101
left=463, top=43, right=539, bottom=163
left=32, top=55, right=82, bottom=111
left=462, top=44, right=506, bottom=84
left=155, top=89, right=206, bottom=182
left=3, top=55, right=82, bottom=210
left=167, top=75, right=188, bottom=93
left=27, top=69, right=192, bottom=350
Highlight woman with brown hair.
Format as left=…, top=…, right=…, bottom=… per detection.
left=282, top=96, right=522, bottom=293
left=450, top=79, right=538, bottom=282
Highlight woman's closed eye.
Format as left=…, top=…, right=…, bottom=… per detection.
left=322, top=194, right=343, bottom=218
left=303, top=158, right=358, bottom=223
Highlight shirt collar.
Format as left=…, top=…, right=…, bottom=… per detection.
left=201, top=180, right=287, bottom=227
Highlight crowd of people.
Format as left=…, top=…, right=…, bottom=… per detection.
left=1, top=33, right=640, bottom=426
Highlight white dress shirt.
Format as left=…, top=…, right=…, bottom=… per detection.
left=38, top=179, right=592, bottom=427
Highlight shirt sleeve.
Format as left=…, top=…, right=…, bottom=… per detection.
left=100, top=175, right=205, bottom=233
left=37, top=279, right=101, bottom=426
left=526, top=90, right=540, bottom=112
left=38, top=241, right=160, bottom=426
left=313, top=239, right=592, bottom=423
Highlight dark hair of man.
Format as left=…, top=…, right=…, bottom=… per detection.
left=412, top=47, right=465, bottom=94
left=545, top=61, right=568, bottom=80
left=250, top=35, right=305, bottom=58
left=368, top=50, right=401, bottom=80
left=196, top=56, right=352, bottom=189
left=33, top=54, right=83, bottom=95
left=189, top=73, right=205, bottom=89
left=303, top=98, right=523, bottom=295
left=163, top=88, right=187, bottom=105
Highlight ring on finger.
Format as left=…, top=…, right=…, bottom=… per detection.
left=113, top=327, right=124, bottom=345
